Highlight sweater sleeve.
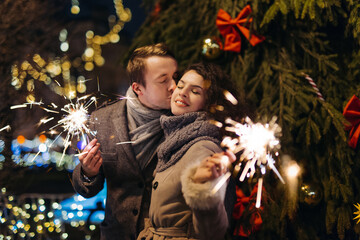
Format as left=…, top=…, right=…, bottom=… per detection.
left=72, top=164, right=105, bottom=198
left=180, top=141, right=232, bottom=240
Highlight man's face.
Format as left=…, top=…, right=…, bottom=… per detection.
left=135, top=56, right=177, bottom=110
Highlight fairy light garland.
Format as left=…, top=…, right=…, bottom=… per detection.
left=11, top=0, right=131, bottom=103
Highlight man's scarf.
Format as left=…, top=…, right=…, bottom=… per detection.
left=126, top=87, right=169, bottom=169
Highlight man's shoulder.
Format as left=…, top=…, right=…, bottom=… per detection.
left=91, top=99, right=126, bottom=119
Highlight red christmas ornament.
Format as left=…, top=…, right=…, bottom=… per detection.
left=343, top=95, right=360, bottom=149
left=216, top=5, right=265, bottom=52
left=232, top=184, right=264, bottom=237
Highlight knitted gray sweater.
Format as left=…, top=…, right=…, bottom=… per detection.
left=156, top=111, right=221, bottom=172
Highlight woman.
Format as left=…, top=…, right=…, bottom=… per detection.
left=138, top=62, right=237, bottom=240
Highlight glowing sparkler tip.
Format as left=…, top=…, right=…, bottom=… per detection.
left=286, top=162, right=301, bottom=179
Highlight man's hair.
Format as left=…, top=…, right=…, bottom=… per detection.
left=126, top=43, right=175, bottom=87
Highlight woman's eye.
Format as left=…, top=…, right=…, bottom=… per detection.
left=192, top=90, right=200, bottom=94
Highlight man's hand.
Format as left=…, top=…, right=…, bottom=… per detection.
left=79, top=139, right=103, bottom=178
left=192, top=151, right=236, bottom=184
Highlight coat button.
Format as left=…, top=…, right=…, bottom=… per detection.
left=132, top=208, right=138, bottom=216
left=153, top=181, right=158, bottom=190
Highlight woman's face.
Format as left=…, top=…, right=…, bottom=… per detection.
left=171, top=70, right=207, bottom=116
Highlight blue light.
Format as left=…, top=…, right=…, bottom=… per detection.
left=54, top=182, right=107, bottom=224
left=77, top=139, right=87, bottom=150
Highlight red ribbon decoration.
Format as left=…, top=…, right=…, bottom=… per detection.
left=216, top=5, right=265, bottom=52
left=232, top=184, right=264, bottom=237
left=343, top=95, right=360, bottom=149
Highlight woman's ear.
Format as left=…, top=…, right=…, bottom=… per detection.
left=132, top=82, right=142, bottom=96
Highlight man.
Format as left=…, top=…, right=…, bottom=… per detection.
left=72, top=43, right=178, bottom=240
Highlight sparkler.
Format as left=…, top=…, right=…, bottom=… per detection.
left=11, top=94, right=97, bottom=163
left=215, top=116, right=285, bottom=208
left=210, top=89, right=286, bottom=208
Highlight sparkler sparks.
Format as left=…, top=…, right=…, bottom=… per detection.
left=0, top=125, right=11, bottom=132
left=211, top=115, right=285, bottom=208
left=11, top=95, right=97, bottom=163
left=223, top=116, right=284, bottom=207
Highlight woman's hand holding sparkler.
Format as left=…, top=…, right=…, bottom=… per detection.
left=192, top=151, right=236, bottom=184
left=79, top=139, right=103, bottom=178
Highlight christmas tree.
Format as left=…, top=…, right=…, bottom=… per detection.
left=126, top=1, right=360, bottom=239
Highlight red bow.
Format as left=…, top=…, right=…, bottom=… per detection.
left=216, top=5, right=265, bottom=52
left=232, top=184, right=264, bottom=237
left=343, top=95, right=360, bottom=149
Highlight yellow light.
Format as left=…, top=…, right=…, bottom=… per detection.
left=27, top=79, right=35, bottom=92
left=84, top=48, right=94, bottom=58
left=47, top=212, right=54, bottom=218
left=84, top=62, right=94, bottom=71
left=62, top=61, right=71, bottom=71
left=93, top=36, right=102, bottom=44
left=94, top=56, right=105, bottom=66
left=48, top=226, right=54, bottom=232
left=77, top=83, right=86, bottom=93
left=12, top=65, right=19, bottom=77
left=60, top=42, right=69, bottom=52
left=89, top=225, right=96, bottom=231
left=26, top=94, right=35, bottom=103
left=52, top=202, right=60, bottom=209
left=44, top=77, right=52, bottom=85
left=24, top=224, right=31, bottom=231
left=70, top=221, right=79, bottom=227
left=110, top=34, right=120, bottom=43
left=54, top=65, right=62, bottom=76
left=71, top=5, right=80, bottom=14
left=21, top=61, right=30, bottom=70
left=59, top=29, right=68, bottom=41
left=8, top=196, right=14, bottom=201
left=36, top=225, right=43, bottom=233
left=112, top=24, right=122, bottom=33
left=86, top=31, right=94, bottom=39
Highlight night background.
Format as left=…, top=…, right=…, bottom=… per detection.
left=1, top=0, right=360, bottom=239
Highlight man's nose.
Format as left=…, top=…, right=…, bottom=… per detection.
left=169, top=80, right=176, bottom=92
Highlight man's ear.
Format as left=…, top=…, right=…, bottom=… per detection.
left=132, top=82, right=142, bottom=96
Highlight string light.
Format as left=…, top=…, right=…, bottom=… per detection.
left=11, top=0, right=131, bottom=102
